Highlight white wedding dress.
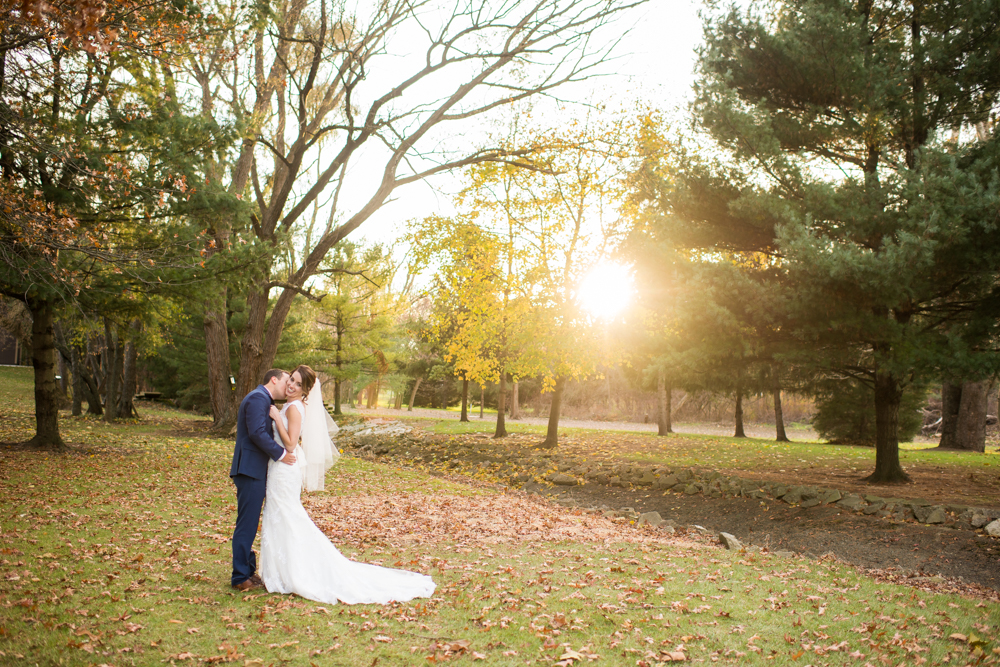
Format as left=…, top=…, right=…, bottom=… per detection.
left=259, top=399, right=436, bottom=605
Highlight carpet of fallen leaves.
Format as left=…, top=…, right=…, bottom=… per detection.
left=0, top=369, right=997, bottom=665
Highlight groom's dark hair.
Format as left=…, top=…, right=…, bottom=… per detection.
left=261, top=368, right=287, bottom=385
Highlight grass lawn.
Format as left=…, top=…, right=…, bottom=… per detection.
left=1, top=366, right=998, bottom=666
left=395, top=415, right=1000, bottom=509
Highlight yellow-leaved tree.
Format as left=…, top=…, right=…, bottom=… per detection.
left=413, top=114, right=632, bottom=444
left=412, top=214, right=546, bottom=439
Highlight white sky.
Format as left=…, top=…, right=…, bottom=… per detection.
left=349, top=0, right=705, bottom=248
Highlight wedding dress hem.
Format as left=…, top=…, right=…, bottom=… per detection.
left=259, top=400, right=435, bottom=605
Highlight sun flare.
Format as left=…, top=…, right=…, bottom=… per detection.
left=576, top=262, right=634, bottom=320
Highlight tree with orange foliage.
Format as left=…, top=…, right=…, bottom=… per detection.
left=1, top=0, right=231, bottom=447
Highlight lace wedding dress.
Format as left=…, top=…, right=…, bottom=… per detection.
left=259, top=399, right=436, bottom=605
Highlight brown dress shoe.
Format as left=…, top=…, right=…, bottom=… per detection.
left=249, top=574, right=264, bottom=587
left=233, top=578, right=262, bottom=592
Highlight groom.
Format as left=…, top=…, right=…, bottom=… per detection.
left=230, top=369, right=297, bottom=591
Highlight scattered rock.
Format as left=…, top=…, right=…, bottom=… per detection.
left=550, top=473, right=577, bottom=486
left=863, top=502, right=886, bottom=515
left=913, top=505, right=947, bottom=524
left=892, top=506, right=916, bottom=522
left=985, top=519, right=1000, bottom=537
left=836, top=495, right=866, bottom=511
left=636, top=472, right=657, bottom=486
left=637, top=511, right=663, bottom=527
left=924, top=507, right=947, bottom=525
left=783, top=488, right=803, bottom=504
left=773, top=550, right=795, bottom=558
left=820, top=490, right=843, bottom=504
left=718, top=532, right=742, bottom=550
left=655, top=475, right=678, bottom=488
left=972, top=514, right=991, bottom=528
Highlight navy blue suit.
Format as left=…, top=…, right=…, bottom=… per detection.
left=230, top=385, right=287, bottom=586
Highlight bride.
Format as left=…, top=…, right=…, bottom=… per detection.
left=259, top=364, right=436, bottom=605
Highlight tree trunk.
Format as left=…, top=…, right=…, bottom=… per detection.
left=69, top=340, right=84, bottom=417
left=234, top=285, right=272, bottom=403
left=773, top=366, right=789, bottom=442
left=56, top=344, right=68, bottom=397
left=938, top=381, right=962, bottom=448
left=479, top=385, right=484, bottom=419
left=510, top=380, right=520, bottom=420
left=394, top=390, right=402, bottom=409
left=103, top=318, right=121, bottom=423
left=85, top=337, right=102, bottom=415
left=407, top=377, right=422, bottom=411
left=53, top=321, right=82, bottom=417
left=540, top=376, right=565, bottom=448
left=656, top=368, right=672, bottom=435
left=117, top=320, right=141, bottom=419
left=939, top=381, right=989, bottom=452
left=733, top=369, right=746, bottom=438
left=460, top=376, right=469, bottom=422
left=494, top=372, right=508, bottom=438
left=24, top=300, right=65, bottom=450
left=865, top=369, right=911, bottom=483
left=204, top=284, right=237, bottom=431
left=81, top=364, right=102, bottom=416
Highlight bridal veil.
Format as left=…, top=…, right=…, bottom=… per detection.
left=301, top=380, right=340, bottom=491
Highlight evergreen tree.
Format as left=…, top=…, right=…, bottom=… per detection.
left=643, top=0, right=1000, bottom=482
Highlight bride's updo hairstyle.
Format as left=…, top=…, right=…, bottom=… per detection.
left=294, top=364, right=317, bottom=401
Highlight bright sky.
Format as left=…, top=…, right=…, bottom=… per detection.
left=350, top=0, right=705, bottom=248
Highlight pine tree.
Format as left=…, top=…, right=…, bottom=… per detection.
left=667, top=0, right=1000, bottom=482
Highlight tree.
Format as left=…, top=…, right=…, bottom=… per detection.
left=314, top=243, right=398, bottom=415
left=645, top=0, right=1000, bottom=482
left=459, top=117, right=631, bottom=447
left=414, top=214, right=543, bottom=438
left=937, top=380, right=993, bottom=452
left=180, top=0, right=647, bottom=430
left=1, top=3, right=224, bottom=446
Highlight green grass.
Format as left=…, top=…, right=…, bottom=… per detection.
left=394, top=413, right=1000, bottom=478
left=1, top=365, right=998, bottom=665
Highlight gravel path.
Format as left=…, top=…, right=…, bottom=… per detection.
left=338, top=405, right=821, bottom=440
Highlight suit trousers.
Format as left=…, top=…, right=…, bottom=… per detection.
left=231, top=474, right=266, bottom=586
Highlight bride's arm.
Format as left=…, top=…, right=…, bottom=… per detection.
left=269, top=405, right=295, bottom=451
left=285, top=404, right=303, bottom=451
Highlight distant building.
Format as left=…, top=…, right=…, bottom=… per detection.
left=0, top=329, right=25, bottom=366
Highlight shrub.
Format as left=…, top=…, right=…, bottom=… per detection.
left=812, top=379, right=926, bottom=445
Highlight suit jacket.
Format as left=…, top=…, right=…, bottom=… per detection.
left=230, top=385, right=287, bottom=479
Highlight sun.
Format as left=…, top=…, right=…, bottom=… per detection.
left=576, top=262, right=634, bottom=320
